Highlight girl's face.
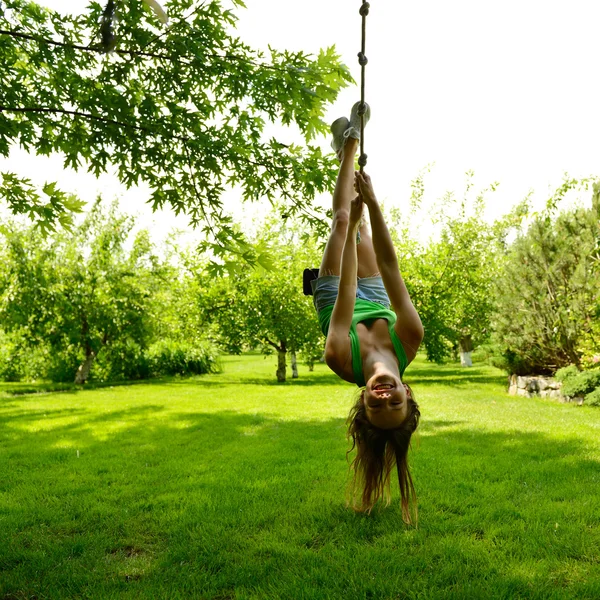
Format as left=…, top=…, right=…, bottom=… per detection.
left=363, top=375, right=410, bottom=429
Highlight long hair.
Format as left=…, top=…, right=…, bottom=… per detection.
left=346, top=384, right=420, bottom=524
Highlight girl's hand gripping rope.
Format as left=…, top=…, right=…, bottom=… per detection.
left=354, top=170, right=377, bottom=208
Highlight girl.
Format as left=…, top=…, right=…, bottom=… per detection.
left=311, top=103, right=424, bottom=522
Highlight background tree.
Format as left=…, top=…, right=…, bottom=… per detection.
left=492, top=179, right=600, bottom=374
left=579, top=182, right=600, bottom=367
left=392, top=173, right=501, bottom=364
left=196, top=214, right=323, bottom=382
left=0, top=200, right=166, bottom=382
left=0, top=0, right=352, bottom=249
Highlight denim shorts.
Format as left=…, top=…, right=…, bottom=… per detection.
left=310, top=275, right=391, bottom=313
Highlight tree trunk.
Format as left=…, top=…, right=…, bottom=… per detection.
left=459, top=335, right=473, bottom=368
left=291, top=348, right=298, bottom=379
left=75, top=348, right=96, bottom=384
left=276, top=341, right=287, bottom=382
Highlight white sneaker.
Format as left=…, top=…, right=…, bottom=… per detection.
left=344, top=101, right=371, bottom=141
left=330, top=117, right=350, bottom=158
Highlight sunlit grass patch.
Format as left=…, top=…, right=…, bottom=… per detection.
left=1, top=354, right=600, bottom=599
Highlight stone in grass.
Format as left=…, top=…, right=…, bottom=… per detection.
left=538, top=378, right=550, bottom=391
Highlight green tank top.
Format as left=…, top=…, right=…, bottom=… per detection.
left=317, top=299, right=408, bottom=387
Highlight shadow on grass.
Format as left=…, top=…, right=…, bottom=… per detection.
left=0, top=368, right=345, bottom=398
left=159, top=374, right=344, bottom=388
left=0, top=355, right=510, bottom=401
left=403, top=363, right=508, bottom=392
left=0, top=377, right=168, bottom=399
left=412, top=374, right=508, bottom=388
left=1, top=400, right=600, bottom=599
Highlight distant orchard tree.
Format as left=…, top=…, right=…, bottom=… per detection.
left=0, top=200, right=165, bottom=382
left=196, top=214, right=322, bottom=382
left=393, top=173, right=501, bottom=364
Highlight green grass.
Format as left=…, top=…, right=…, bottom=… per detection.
left=1, top=354, right=600, bottom=599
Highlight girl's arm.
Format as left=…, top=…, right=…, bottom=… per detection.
left=355, top=172, right=424, bottom=360
left=324, top=197, right=363, bottom=376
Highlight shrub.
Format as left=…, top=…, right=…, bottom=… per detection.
left=92, top=339, right=151, bottom=382
left=147, top=339, right=221, bottom=377
left=0, top=334, right=80, bottom=383
left=561, top=370, right=600, bottom=398
left=586, top=388, right=600, bottom=407
left=0, top=334, right=22, bottom=381
left=554, top=365, right=580, bottom=383
left=40, top=346, right=81, bottom=383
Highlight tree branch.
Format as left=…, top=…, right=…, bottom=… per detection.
left=0, top=105, right=189, bottom=142
left=184, top=143, right=218, bottom=241
left=0, top=27, right=192, bottom=63
left=264, top=338, right=281, bottom=352
left=0, top=28, right=343, bottom=76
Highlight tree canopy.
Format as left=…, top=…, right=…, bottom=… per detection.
left=0, top=0, right=352, bottom=254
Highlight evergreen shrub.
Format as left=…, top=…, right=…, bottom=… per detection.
left=492, top=196, right=600, bottom=375
left=585, top=388, right=600, bottom=407
left=554, top=365, right=580, bottom=383
left=561, top=370, right=600, bottom=399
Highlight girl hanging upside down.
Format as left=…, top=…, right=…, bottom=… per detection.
left=312, top=102, right=425, bottom=523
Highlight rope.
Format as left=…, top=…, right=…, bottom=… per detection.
left=357, top=1, right=370, bottom=172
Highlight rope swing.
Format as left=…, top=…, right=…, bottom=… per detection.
left=302, top=1, right=371, bottom=296
left=357, top=1, right=370, bottom=172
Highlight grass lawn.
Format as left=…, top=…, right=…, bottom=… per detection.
left=1, top=354, right=600, bottom=599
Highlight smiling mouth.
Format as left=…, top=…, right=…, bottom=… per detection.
left=373, top=383, right=394, bottom=391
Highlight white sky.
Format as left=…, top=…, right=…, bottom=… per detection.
left=3, top=0, right=600, bottom=242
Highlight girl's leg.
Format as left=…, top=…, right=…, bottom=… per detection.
left=356, top=220, right=380, bottom=279
left=318, top=138, right=359, bottom=277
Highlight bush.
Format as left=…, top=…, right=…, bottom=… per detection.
left=0, top=333, right=80, bottom=383
left=147, top=339, right=221, bottom=377
left=0, top=334, right=22, bottom=381
left=561, top=370, right=600, bottom=398
left=92, top=339, right=151, bottom=382
left=40, top=346, right=81, bottom=383
left=586, top=388, right=600, bottom=407
left=554, top=364, right=580, bottom=383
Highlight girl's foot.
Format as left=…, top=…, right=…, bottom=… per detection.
left=344, top=101, right=371, bottom=141
left=330, top=117, right=350, bottom=160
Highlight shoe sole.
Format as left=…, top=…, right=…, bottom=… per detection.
left=347, top=102, right=370, bottom=140
left=330, top=117, right=350, bottom=154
